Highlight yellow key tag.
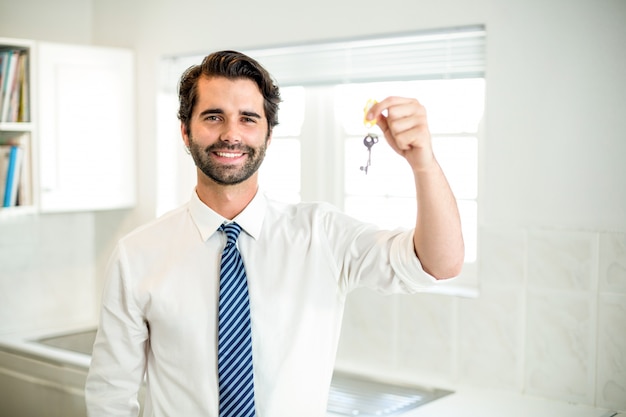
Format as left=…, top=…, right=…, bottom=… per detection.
left=363, top=99, right=378, bottom=128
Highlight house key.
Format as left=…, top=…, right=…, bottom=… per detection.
left=360, top=99, right=379, bottom=174
left=360, top=133, right=379, bottom=174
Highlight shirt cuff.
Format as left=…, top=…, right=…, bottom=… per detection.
left=389, top=229, right=440, bottom=291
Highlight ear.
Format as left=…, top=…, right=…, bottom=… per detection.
left=266, top=128, right=273, bottom=146
left=181, top=122, right=190, bottom=148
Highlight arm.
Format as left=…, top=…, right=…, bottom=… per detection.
left=367, top=97, right=464, bottom=279
left=85, top=245, right=148, bottom=417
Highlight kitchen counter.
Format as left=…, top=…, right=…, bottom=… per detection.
left=400, top=386, right=614, bottom=417
left=1, top=326, right=620, bottom=417
left=0, top=324, right=94, bottom=369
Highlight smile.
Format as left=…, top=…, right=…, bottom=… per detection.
left=215, top=151, right=244, bottom=158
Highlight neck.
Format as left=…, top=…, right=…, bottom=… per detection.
left=195, top=174, right=258, bottom=220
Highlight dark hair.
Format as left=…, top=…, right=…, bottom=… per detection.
left=177, top=50, right=281, bottom=134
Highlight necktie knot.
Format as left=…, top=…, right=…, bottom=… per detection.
left=220, top=222, right=242, bottom=246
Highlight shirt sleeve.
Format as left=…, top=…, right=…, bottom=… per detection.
left=85, top=243, right=148, bottom=417
left=321, top=205, right=439, bottom=295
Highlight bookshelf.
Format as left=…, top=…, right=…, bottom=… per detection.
left=1, top=38, right=135, bottom=218
left=0, top=38, right=36, bottom=218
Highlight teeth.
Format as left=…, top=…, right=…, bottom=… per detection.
left=216, top=152, right=242, bottom=158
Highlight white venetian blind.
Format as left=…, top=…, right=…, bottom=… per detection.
left=162, top=25, right=485, bottom=90
left=245, top=25, right=486, bottom=86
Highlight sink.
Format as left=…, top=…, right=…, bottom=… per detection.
left=34, top=329, right=452, bottom=416
left=37, top=328, right=97, bottom=355
left=327, top=371, right=452, bottom=416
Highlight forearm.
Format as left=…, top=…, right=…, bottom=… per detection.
left=412, top=158, right=464, bottom=279
left=365, top=96, right=465, bottom=278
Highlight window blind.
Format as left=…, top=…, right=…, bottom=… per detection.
left=162, top=25, right=485, bottom=91
left=247, top=25, right=486, bottom=86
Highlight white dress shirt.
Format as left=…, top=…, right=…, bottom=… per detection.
left=85, top=190, right=439, bottom=417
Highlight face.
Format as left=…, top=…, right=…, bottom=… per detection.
left=183, top=76, right=271, bottom=186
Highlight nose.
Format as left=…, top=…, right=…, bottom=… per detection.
left=220, top=119, right=242, bottom=144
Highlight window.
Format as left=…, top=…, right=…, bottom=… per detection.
left=337, top=79, right=483, bottom=263
left=158, top=26, right=485, bottom=294
left=258, top=86, right=304, bottom=204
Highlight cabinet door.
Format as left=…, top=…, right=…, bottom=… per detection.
left=37, top=42, right=135, bottom=212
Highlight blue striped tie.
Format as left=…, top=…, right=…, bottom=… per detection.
left=218, top=222, right=255, bottom=417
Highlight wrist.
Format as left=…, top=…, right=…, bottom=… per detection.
left=408, top=149, right=438, bottom=174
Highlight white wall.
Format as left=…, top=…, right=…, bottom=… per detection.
left=0, top=0, right=99, bottom=333
left=0, top=0, right=625, bottom=412
left=0, top=0, right=93, bottom=43
left=0, top=0, right=136, bottom=333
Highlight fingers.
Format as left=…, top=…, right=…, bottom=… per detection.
left=367, top=96, right=430, bottom=152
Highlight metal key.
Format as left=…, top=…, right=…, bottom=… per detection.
left=360, top=133, right=379, bottom=174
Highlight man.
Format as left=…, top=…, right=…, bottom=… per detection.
left=85, top=50, right=464, bottom=416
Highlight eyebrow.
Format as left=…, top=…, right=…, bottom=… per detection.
left=241, top=110, right=262, bottom=119
left=198, top=108, right=262, bottom=120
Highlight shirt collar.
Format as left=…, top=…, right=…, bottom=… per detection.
left=188, top=188, right=267, bottom=241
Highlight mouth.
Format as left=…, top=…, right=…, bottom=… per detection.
left=212, top=149, right=247, bottom=163
left=215, top=151, right=244, bottom=159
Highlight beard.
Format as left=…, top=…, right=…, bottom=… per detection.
left=188, top=135, right=268, bottom=186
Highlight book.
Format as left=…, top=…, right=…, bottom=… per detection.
left=8, top=52, right=24, bottom=122
left=0, top=145, right=11, bottom=204
left=1, top=51, right=17, bottom=122
left=3, top=145, right=23, bottom=207
left=0, top=50, right=22, bottom=123
left=18, top=52, right=29, bottom=122
left=0, top=51, right=9, bottom=120
left=16, top=135, right=31, bottom=206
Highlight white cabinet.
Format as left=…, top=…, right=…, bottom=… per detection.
left=0, top=38, right=135, bottom=218
left=37, top=42, right=135, bottom=212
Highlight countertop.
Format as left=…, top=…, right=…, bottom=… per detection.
left=1, top=325, right=620, bottom=417
left=398, top=387, right=615, bottom=417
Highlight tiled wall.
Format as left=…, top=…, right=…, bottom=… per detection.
left=336, top=227, right=626, bottom=412
left=0, top=213, right=97, bottom=335
left=1, top=216, right=624, bottom=412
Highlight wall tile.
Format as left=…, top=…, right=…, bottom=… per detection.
left=0, top=213, right=97, bottom=334
left=527, top=230, right=595, bottom=291
left=525, top=289, right=595, bottom=404
left=0, top=214, right=39, bottom=246
left=599, top=232, right=626, bottom=294
left=0, top=266, right=42, bottom=331
left=396, top=293, right=454, bottom=380
left=479, top=227, right=526, bottom=288
left=458, top=286, right=523, bottom=390
left=596, top=293, right=626, bottom=411
left=336, top=288, right=397, bottom=373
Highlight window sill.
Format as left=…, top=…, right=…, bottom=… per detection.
left=423, top=262, right=479, bottom=298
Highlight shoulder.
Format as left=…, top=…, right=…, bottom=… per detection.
left=118, top=204, right=191, bottom=250
left=262, top=197, right=375, bottom=237
left=264, top=198, right=341, bottom=221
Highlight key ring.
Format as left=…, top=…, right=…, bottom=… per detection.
left=360, top=99, right=379, bottom=174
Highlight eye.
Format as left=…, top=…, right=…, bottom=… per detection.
left=241, top=116, right=257, bottom=124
